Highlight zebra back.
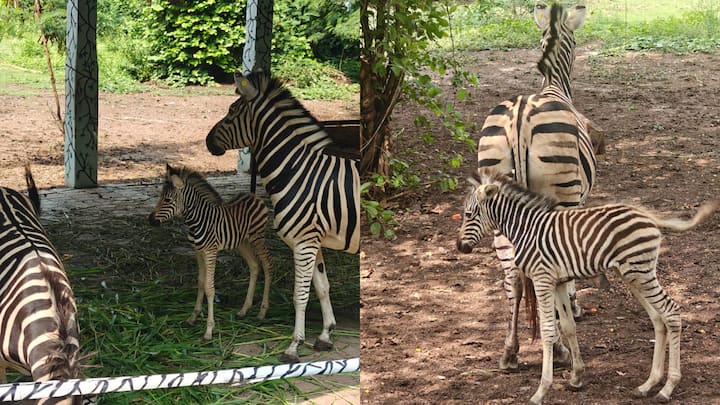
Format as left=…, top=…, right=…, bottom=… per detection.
left=0, top=169, right=83, bottom=404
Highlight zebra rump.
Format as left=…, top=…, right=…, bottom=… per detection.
left=0, top=166, right=84, bottom=405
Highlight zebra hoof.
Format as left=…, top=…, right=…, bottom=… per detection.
left=631, top=388, right=648, bottom=398
left=313, top=339, right=333, bottom=352
left=654, top=393, right=671, bottom=403
left=280, top=353, right=301, bottom=364
left=566, top=380, right=583, bottom=392
left=235, top=311, right=248, bottom=320
left=499, top=353, right=519, bottom=372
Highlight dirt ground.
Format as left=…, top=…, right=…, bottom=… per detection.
left=360, top=49, right=720, bottom=404
left=0, top=86, right=357, bottom=190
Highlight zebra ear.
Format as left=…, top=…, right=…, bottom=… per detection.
left=234, top=74, right=259, bottom=100
left=169, top=174, right=184, bottom=189
left=477, top=184, right=499, bottom=200
left=533, top=1, right=550, bottom=29
left=566, top=4, right=587, bottom=31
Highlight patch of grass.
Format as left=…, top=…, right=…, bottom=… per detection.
left=435, top=1, right=720, bottom=54
left=5, top=211, right=358, bottom=404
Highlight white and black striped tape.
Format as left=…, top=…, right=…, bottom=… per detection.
left=0, top=357, right=359, bottom=401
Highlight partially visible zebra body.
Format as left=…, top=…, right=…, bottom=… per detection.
left=457, top=169, right=718, bottom=404
left=206, top=71, right=360, bottom=363
left=475, top=1, right=595, bottom=370
left=148, top=164, right=272, bottom=340
left=0, top=166, right=84, bottom=405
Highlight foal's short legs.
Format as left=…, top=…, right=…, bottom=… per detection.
left=555, top=283, right=584, bottom=390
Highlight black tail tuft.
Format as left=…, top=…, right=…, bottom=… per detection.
left=25, top=164, right=41, bottom=216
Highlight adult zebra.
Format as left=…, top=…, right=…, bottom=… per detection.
left=457, top=169, right=718, bottom=404
left=0, top=166, right=85, bottom=405
left=206, top=72, right=359, bottom=363
left=474, top=1, right=596, bottom=370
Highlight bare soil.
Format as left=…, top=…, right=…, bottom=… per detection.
left=360, top=48, right=720, bottom=404
left=0, top=86, right=357, bottom=190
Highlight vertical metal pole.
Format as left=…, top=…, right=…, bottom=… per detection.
left=64, top=0, right=98, bottom=188
left=239, top=0, right=273, bottom=193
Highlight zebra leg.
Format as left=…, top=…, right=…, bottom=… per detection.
left=236, top=243, right=260, bottom=319
left=566, top=280, right=585, bottom=319
left=625, top=275, right=681, bottom=401
left=281, top=244, right=319, bottom=363
left=186, top=249, right=207, bottom=326
left=555, top=283, right=584, bottom=391
left=202, top=250, right=218, bottom=340
left=251, top=237, right=272, bottom=320
left=493, top=233, right=521, bottom=371
left=311, top=249, right=336, bottom=352
left=529, top=279, right=558, bottom=405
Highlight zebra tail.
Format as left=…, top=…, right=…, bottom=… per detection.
left=521, top=271, right=539, bottom=342
left=40, top=262, right=81, bottom=380
left=648, top=200, right=719, bottom=232
left=24, top=164, right=41, bottom=216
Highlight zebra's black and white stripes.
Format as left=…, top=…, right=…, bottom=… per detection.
left=0, top=166, right=84, bottom=405
left=457, top=169, right=718, bottom=404
left=206, top=71, right=359, bottom=362
left=474, top=1, right=594, bottom=370
left=149, top=164, right=272, bottom=340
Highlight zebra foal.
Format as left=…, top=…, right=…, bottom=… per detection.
left=149, top=164, right=272, bottom=340
left=206, top=71, right=360, bottom=362
left=0, top=166, right=84, bottom=405
left=457, top=169, right=718, bottom=404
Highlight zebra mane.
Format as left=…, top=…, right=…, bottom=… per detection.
left=537, top=2, right=574, bottom=100
left=243, top=71, right=333, bottom=146
left=168, top=165, right=223, bottom=205
left=477, top=169, right=560, bottom=210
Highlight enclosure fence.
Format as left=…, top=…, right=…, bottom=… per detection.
left=0, top=357, right=359, bottom=401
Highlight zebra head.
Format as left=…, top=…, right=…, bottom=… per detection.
left=534, top=1, right=586, bottom=99
left=148, top=164, right=187, bottom=225
left=206, top=71, right=268, bottom=156
left=456, top=171, right=501, bottom=254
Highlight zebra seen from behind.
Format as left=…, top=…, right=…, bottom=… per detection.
left=475, top=1, right=596, bottom=370
left=457, top=169, right=718, bottom=404
left=0, top=166, right=85, bottom=405
left=206, top=71, right=360, bottom=363
left=148, top=164, right=272, bottom=340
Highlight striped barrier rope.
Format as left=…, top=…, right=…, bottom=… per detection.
left=0, top=357, right=359, bottom=401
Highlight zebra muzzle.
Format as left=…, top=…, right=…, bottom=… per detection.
left=456, top=239, right=474, bottom=254
left=148, top=213, right=161, bottom=226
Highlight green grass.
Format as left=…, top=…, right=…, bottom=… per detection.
left=433, top=0, right=720, bottom=54
left=6, top=213, right=359, bottom=404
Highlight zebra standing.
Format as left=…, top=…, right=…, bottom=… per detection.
left=206, top=71, right=360, bottom=363
left=0, top=166, right=84, bottom=405
left=148, top=164, right=273, bottom=340
left=474, top=1, right=595, bottom=370
left=457, top=169, right=718, bottom=404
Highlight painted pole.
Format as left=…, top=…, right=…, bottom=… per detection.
left=64, top=0, right=98, bottom=188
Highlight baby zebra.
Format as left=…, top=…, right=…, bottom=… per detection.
left=149, top=164, right=272, bottom=340
left=457, top=169, right=717, bottom=405
left=0, top=166, right=85, bottom=405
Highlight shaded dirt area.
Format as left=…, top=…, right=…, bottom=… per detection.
left=361, top=49, right=720, bottom=404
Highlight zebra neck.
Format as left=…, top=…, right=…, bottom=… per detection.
left=182, top=192, right=219, bottom=229
left=541, top=82, right=573, bottom=104
left=493, top=193, right=552, bottom=246
left=255, top=128, right=333, bottom=196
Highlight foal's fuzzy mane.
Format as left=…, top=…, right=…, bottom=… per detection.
left=167, top=165, right=223, bottom=204
left=475, top=169, right=560, bottom=210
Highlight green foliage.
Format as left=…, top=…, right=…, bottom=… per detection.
left=274, top=58, right=359, bottom=101
left=361, top=182, right=399, bottom=239
left=141, top=0, right=246, bottom=86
